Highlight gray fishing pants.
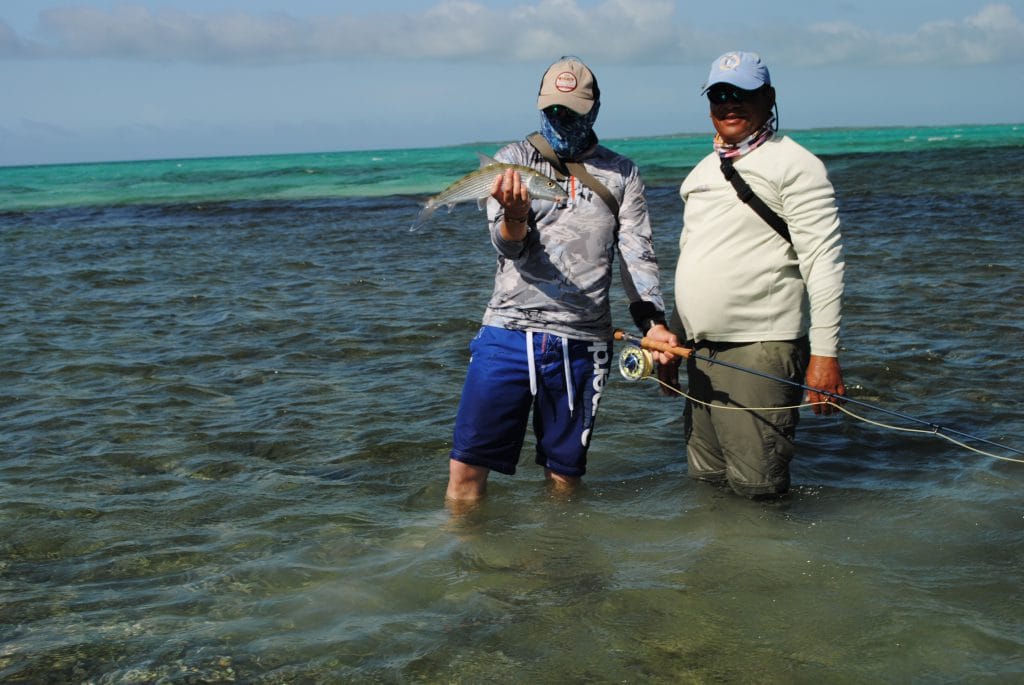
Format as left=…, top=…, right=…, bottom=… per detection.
left=684, top=338, right=809, bottom=497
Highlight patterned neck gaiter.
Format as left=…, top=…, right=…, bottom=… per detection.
left=714, top=114, right=777, bottom=159
left=540, top=101, right=600, bottom=160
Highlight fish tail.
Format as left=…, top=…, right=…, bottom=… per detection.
left=410, top=201, right=438, bottom=232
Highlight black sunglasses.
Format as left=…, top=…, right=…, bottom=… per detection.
left=707, top=85, right=766, bottom=105
left=544, top=105, right=581, bottom=121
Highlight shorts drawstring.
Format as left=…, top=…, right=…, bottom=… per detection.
left=526, top=330, right=575, bottom=415
left=527, top=330, right=538, bottom=396
left=562, top=336, right=574, bottom=414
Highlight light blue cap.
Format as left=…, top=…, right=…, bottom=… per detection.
left=701, top=51, right=771, bottom=94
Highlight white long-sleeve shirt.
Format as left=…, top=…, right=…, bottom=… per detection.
left=674, top=135, right=845, bottom=356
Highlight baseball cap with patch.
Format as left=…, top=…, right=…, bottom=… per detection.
left=537, top=56, right=598, bottom=115
left=701, top=51, right=771, bottom=94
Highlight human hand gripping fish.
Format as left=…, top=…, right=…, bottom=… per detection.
left=410, top=153, right=566, bottom=231
left=491, top=167, right=534, bottom=241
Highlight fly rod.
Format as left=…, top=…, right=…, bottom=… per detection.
left=614, top=329, right=1024, bottom=459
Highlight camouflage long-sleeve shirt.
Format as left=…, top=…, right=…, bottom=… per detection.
left=481, top=138, right=665, bottom=342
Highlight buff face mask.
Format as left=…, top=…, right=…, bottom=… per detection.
left=539, top=101, right=600, bottom=160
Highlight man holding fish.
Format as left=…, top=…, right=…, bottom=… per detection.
left=445, top=56, right=678, bottom=504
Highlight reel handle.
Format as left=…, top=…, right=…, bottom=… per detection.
left=613, top=329, right=692, bottom=359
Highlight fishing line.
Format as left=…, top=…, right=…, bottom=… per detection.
left=614, top=331, right=1024, bottom=465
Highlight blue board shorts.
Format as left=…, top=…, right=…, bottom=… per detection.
left=450, top=326, right=612, bottom=477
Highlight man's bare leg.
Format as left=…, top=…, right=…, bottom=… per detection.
left=446, top=460, right=490, bottom=503
left=545, top=469, right=580, bottom=495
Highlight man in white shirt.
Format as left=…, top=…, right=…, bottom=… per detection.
left=664, top=51, right=846, bottom=497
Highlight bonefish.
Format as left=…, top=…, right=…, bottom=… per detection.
left=410, top=153, right=566, bottom=231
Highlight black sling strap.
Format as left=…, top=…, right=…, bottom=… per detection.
left=719, top=155, right=792, bottom=245
left=527, top=132, right=620, bottom=219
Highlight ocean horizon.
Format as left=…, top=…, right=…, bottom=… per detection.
left=3, top=121, right=1022, bottom=214
left=4, top=119, right=1022, bottom=168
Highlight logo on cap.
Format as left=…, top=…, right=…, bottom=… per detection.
left=555, top=71, right=578, bottom=93
left=720, top=53, right=741, bottom=71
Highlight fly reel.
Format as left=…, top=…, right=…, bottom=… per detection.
left=618, top=344, right=654, bottom=382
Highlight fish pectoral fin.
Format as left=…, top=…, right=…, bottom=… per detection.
left=476, top=198, right=487, bottom=211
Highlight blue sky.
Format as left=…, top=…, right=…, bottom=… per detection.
left=1, top=0, right=1022, bottom=166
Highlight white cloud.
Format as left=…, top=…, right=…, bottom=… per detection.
left=31, top=5, right=310, bottom=62
left=915, top=4, right=1024, bottom=65
left=771, top=3, right=1024, bottom=67
left=0, top=20, right=25, bottom=56
left=4, top=1, right=1022, bottom=67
